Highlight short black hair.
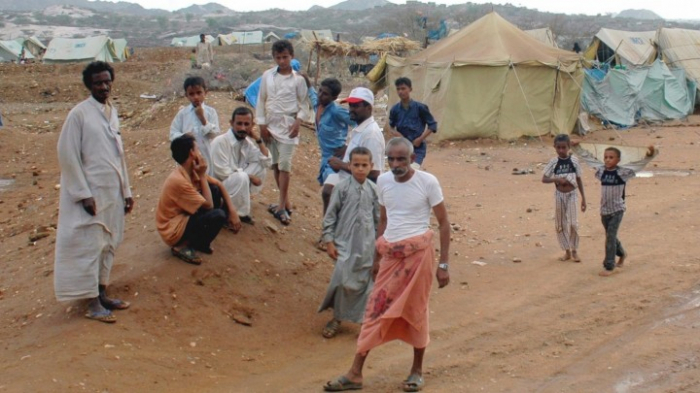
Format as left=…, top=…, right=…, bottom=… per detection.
left=320, top=78, right=342, bottom=97
left=171, top=134, right=196, bottom=164
left=184, top=76, right=206, bottom=92
left=395, top=77, right=412, bottom=89
left=82, top=61, right=114, bottom=89
left=605, top=147, right=621, bottom=159
left=553, top=134, right=570, bottom=145
left=231, top=106, right=253, bottom=120
left=200, top=34, right=205, bottom=38
left=349, top=146, right=372, bottom=162
left=272, top=40, right=294, bottom=56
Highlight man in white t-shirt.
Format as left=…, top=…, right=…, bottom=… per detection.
left=323, top=137, right=450, bottom=392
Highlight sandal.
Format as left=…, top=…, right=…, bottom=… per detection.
left=171, top=247, right=203, bottom=265
left=324, top=376, right=362, bottom=391
left=268, top=204, right=292, bottom=217
left=85, top=309, right=117, bottom=324
left=402, top=374, right=424, bottom=392
left=240, top=215, right=255, bottom=225
left=273, top=209, right=291, bottom=226
left=100, top=297, right=130, bottom=310
left=322, top=319, right=341, bottom=338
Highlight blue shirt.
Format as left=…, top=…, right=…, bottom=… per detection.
left=389, top=100, right=437, bottom=141
left=315, top=101, right=353, bottom=184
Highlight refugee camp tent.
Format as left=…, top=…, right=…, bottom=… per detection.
left=582, top=59, right=696, bottom=126
left=264, top=32, right=280, bottom=43
left=300, top=29, right=333, bottom=42
left=218, top=31, right=262, bottom=45
left=656, top=27, right=700, bottom=96
left=15, top=36, right=46, bottom=57
left=171, top=35, right=215, bottom=47
left=43, top=36, right=119, bottom=64
left=583, top=28, right=656, bottom=67
left=0, top=40, right=35, bottom=62
left=385, top=12, right=582, bottom=140
left=525, top=28, right=558, bottom=48
left=112, top=39, right=129, bottom=62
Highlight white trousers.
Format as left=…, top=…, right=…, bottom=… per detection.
left=221, top=162, right=267, bottom=217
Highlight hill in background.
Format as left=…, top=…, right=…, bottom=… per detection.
left=617, top=9, right=663, bottom=20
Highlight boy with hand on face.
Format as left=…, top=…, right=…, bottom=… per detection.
left=318, top=147, right=380, bottom=339
left=255, top=40, right=309, bottom=226
left=170, top=76, right=220, bottom=176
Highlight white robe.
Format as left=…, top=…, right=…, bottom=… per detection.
left=169, top=103, right=220, bottom=176
left=211, top=131, right=271, bottom=216
left=54, top=97, right=131, bottom=302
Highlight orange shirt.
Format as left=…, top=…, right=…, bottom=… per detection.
left=156, top=166, right=207, bottom=247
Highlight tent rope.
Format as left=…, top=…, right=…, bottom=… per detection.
left=509, top=61, right=543, bottom=142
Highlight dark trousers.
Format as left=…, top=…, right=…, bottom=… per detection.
left=179, top=183, right=228, bottom=251
left=601, top=211, right=625, bottom=270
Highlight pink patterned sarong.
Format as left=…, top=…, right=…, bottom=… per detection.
left=356, top=230, right=435, bottom=354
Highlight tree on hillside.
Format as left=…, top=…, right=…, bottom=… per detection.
left=206, top=17, right=219, bottom=29
left=185, top=13, right=194, bottom=23
left=157, top=15, right=169, bottom=30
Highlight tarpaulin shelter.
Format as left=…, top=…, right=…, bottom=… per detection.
left=264, top=32, right=280, bottom=43
left=15, top=36, right=46, bottom=57
left=583, top=28, right=656, bottom=67
left=0, top=40, right=35, bottom=62
left=171, top=35, right=215, bottom=47
left=582, top=59, right=696, bottom=126
left=43, top=36, right=121, bottom=64
left=385, top=12, right=583, bottom=140
left=218, top=31, right=262, bottom=45
left=525, top=28, right=558, bottom=48
left=656, top=27, right=700, bottom=96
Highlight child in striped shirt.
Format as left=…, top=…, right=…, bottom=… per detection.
left=574, top=144, right=656, bottom=277
left=542, top=134, right=587, bottom=263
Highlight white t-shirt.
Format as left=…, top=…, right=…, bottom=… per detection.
left=339, top=116, right=385, bottom=181
left=378, top=170, right=444, bottom=243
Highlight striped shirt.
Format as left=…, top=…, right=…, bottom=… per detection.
left=595, top=166, right=635, bottom=215
left=543, top=155, right=582, bottom=189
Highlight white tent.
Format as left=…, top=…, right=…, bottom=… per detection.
left=583, top=28, right=656, bottom=66
left=15, top=36, right=46, bottom=57
left=43, top=36, right=119, bottom=64
left=657, top=27, right=700, bottom=95
left=264, top=32, right=280, bottom=43
left=300, top=29, right=333, bottom=42
left=112, top=39, right=129, bottom=62
left=171, top=35, right=215, bottom=47
left=218, top=31, right=263, bottom=45
left=0, top=40, right=35, bottom=62
left=525, top=28, right=558, bottom=48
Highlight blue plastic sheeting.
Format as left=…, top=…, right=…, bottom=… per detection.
left=376, top=33, right=397, bottom=39
left=284, top=32, right=299, bottom=40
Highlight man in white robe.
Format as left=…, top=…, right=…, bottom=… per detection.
left=211, top=107, right=271, bottom=223
left=196, top=34, right=214, bottom=67
left=55, top=61, right=134, bottom=324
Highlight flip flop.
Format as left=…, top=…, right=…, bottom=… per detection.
left=402, top=374, right=424, bottom=392
left=100, top=298, right=130, bottom=310
left=273, top=209, right=291, bottom=226
left=324, top=376, right=362, bottom=391
left=85, top=309, right=117, bottom=324
left=171, top=247, right=202, bottom=265
left=322, top=319, right=341, bottom=338
left=268, top=204, right=292, bottom=217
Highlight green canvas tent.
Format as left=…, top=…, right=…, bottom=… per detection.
left=386, top=12, right=582, bottom=140
left=0, top=40, right=35, bottom=62
left=582, top=59, right=696, bottom=126
left=43, top=36, right=120, bottom=64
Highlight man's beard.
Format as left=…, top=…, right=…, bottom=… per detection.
left=391, top=167, right=408, bottom=177
left=234, top=131, right=247, bottom=140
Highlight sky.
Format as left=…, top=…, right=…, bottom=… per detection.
left=116, top=0, right=700, bottom=20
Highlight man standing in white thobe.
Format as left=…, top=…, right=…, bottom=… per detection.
left=211, top=107, right=271, bottom=224
left=196, top=34, right=214, bottom=67
left=55, top=61, right=134, bottom=324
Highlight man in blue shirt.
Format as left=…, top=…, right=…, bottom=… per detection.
left=388, top=77, right=437, bottom=168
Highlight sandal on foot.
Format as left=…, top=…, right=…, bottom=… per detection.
left=85, top=309, right=117, bottom=324
left=324, top=376, right=362, bottom=391
left=273, top=209, right=291, bottom=226
left=240, top=215, right=255, bottom=225
left=100, top=298, right=130, bottom=310
left=171, top=247, right=202, bottom=265
left=402, top=374, right=424, bottom=392
left=268, top=204, right=293, bottom=217
left=322, top=319, right=341, bottom=338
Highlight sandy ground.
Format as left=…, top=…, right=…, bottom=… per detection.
left=1, top=49, right=700, bottom=392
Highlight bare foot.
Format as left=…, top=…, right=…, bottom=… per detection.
left=559, top=250, right=571, bottom=261
left=571, top=250, right=581, bottom=263
left=598, top=269, right=618, bottom=277
left=616, top=253, right=627, bottom=267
